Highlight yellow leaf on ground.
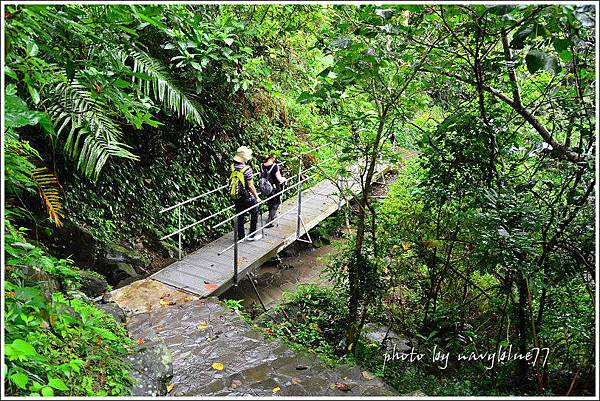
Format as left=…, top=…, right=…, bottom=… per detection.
left=212, top=362, right=224, bottom=371
left=167, top=384, right=175, bottom=393
left=159, top=299, right=169, bottom=306
left=347, top=343, right=353, bottom=351
left=402, top=241, right=412, bottom=251
left=272, top=386, right=281, bottom=393
left=198, top=322, right=209, bottom=329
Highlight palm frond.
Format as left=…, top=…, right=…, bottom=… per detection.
left=32, top=167, right=65, bottom=227
left=48, top=75, right=139, bottom=180
left=126, top=49, right=204, bottom=127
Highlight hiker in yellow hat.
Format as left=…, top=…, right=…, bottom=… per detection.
left=229, top=146, right=262, bottom=241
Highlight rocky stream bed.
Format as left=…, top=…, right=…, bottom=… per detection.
left=108, top=279, right=397, bottom=397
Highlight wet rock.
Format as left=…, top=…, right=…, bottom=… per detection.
left=96, top=302, right=126, bottom=324
left=279, top=240, right=309, bottom=258
left=125, top=338, right=173, bottom=396
left=113, top=262, right=139, bottom=281
left=42, top=219, right=98, bottom=268
left=97, top=261, right=139, bottom=287
left=100, top=242, right=145, bottom=270
left=125, top=298, right=397, bottom=397
left=78, top=270, right=109, bottom=297
left=362, top=324, right=411, bottom=352
left=116, top=275, right=141, bottom=289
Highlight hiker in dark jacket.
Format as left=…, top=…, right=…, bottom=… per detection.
left=231, top=146, right=262, bottom=241
left=261, top=154, right=287, bottom=228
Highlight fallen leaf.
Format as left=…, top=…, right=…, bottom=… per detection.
left=347, top=343, right=353, bottom=351
left=166, top=384, right=175, bottom=393
left=264, top=327, right=274, bottom=336
left=272, top=386, right=281, bottom=393
left=137, top=338, right=144, bottom=345
left=198, top=322, right=209, bottom=329
left=291, top=377, right=302, bottom=385
left=183, top=296, right=194, bottom=302
left=402, top=241, right=412, bottom=251
left=230, top=379, right=242, bottom=389
left=211, top=362, right=224, bottom=371
left=335, top=382, right=352, bottom=392
left=204, top=282, right=218, bottom=291
left=159, top=293, right=176, bottom=306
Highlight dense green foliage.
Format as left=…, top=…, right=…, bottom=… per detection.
left=3, top=2, right=596, bottom=397
left=4, top=220, right=132, bottom=396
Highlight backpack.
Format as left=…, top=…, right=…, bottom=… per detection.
left=230, top=164, right=251, bottom=200
left=258, top=164, right=276, bottom=197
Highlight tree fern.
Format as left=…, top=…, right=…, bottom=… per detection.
left=125, top=49, right=204, bottom=127
left=48, top=75, right=138, bottom=180
left=32, top=167, right=64, bottom=227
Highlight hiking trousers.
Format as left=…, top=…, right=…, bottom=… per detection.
left=234, top=197, right=259, bottom=239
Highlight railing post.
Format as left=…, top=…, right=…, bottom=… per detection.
left=296, top=158, right=303, bottom=239
left=233, top=215, right=239, bottom=286
left=177, top=205, right=182, bottom=260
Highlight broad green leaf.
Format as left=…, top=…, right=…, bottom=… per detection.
left=27, top=85, right=40, bottom=105
left=10, top=339, right=37, bottom=356
left=552, top=37, right=571, bottom=52
left=511, top=26, right=533, bottom=49
left=41, top=386, right=54, bottom=397
left=525, top=50, right=561, bottom=74
left=5, top=66, right=18, bottom=80
left=48, top=378, right=69, bottom=391
left=10, top=372, right=29, bottom=389
left=27, top=41, right=39, bottom=57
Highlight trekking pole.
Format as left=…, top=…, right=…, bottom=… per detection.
left=233, top=215, right=238, bottom=286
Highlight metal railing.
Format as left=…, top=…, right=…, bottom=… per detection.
left=158, top=142, right=340, bottom=283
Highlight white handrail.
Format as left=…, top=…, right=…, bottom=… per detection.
left=158, top=141, right=331, bottom=213
left=216, top=184, right=334, bottom=255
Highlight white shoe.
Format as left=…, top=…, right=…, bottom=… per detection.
left=247, top=233, right=263, bottom=241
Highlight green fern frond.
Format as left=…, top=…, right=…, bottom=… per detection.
left=125, top=49, right=204, bottom=127
left=48, top=75, right=138, bottom=180
left=32, top=167, right=64, bottom=227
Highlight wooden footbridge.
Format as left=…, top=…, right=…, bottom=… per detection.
left=151, top=144, right=388, bottom=298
